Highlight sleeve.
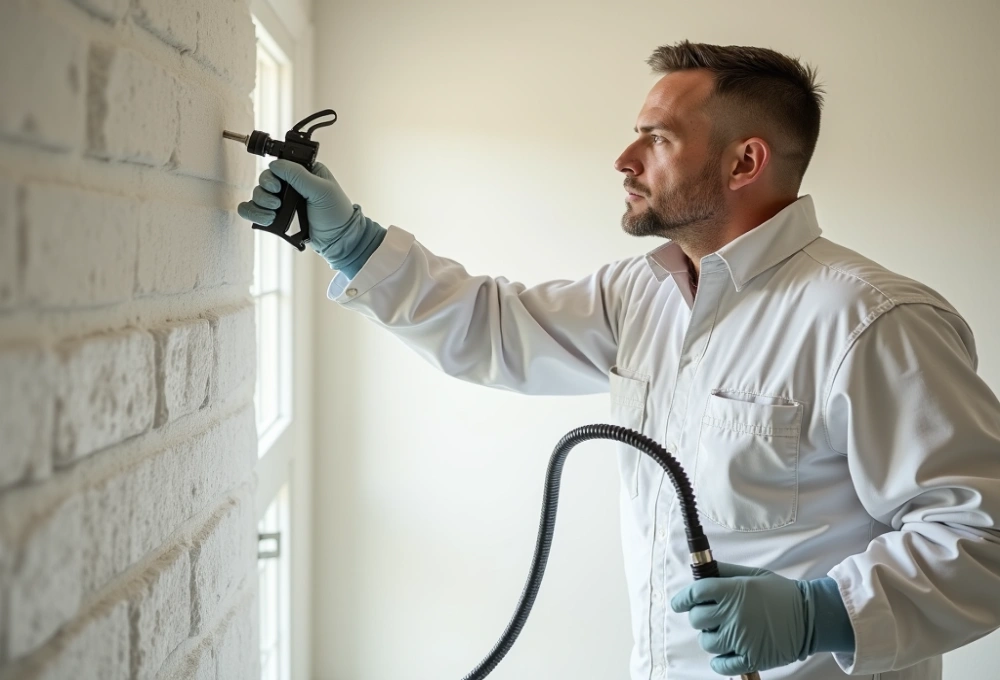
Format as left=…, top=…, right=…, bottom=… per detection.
left=325, top=224, right=642, bottom=396
left=824, top=302, right=1000, bottom=675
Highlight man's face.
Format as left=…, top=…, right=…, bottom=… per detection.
left=615, top=70, right=728, bottom=241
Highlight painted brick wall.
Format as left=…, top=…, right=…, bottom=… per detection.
left=0, top=0, right=260, bottom=678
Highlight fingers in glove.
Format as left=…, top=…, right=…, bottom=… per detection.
left=716, top=562, right=766, bottom=578
left=698, top=630, right=732, bottom=656
left=311, top=161, right=334, bottom=181
left=252, top=185, right=282, bottom=210
left=237, top=201, right=275, bottom=226
left=258, top=168, right=282, bottom=194
left=688, top=603, right=724, bottom=632
left=269, top=159, right=327, bottom=198
left=671, top=579, right=728, bottom=613
left=710, top=653, right=754, bottom=676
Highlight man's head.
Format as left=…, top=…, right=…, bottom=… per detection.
left=616, top=41, right=824, bottom=252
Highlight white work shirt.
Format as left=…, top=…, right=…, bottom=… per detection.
left=328, top=195, right=1000, bottom=679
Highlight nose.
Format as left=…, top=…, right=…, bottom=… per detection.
left=614, top=140, right=642, bottom=176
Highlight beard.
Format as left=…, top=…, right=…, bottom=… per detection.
left=621, top=155, right=727, bottom=242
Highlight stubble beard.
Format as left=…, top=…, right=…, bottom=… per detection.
left=621, top=159, right=728, bottom=249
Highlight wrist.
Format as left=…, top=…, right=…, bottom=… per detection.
left=316, top=207, right=386, bottom=279
left=802, top=577, right=855, bottom=656
left=326, top=180, right=355, bottom=228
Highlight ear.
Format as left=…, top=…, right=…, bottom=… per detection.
left=727, top=137, right=770, bottom=190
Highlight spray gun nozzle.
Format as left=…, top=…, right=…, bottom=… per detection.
left=223, top=128, right=276, bottom=157
left=222, top=130, right=249, bottom=145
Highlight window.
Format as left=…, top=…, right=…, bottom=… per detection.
left=251, top=15, right=297, bottom=680
left=251, top=26, right=294, bottom=456
left=258, top=485, right=291, bottom=680
left=250, top=7, right=313, bottom=678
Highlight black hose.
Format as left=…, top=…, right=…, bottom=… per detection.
left=461, top=423, right=720, bottom=679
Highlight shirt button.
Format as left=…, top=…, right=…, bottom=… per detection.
left=657, top=527, right=667, bottom=540
left=653, top=664, right=664, bottom=675
left=346, top=287, right=358, bottom=297
left=651, top=590, right=662, bottom=602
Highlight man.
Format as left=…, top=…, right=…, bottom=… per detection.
left=238, top=41, right=1000, bottom=679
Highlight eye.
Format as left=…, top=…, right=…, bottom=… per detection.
left=651, top=135, right=666, bottom=144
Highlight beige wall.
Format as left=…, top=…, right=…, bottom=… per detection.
left=311, top=1, right=1000, bottom=678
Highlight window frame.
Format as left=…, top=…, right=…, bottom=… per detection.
left=249, top=2, right=316, bottom=679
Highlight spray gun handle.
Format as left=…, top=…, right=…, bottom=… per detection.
left=253, top=179, right=310, bottom=251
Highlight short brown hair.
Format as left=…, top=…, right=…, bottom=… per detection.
left=647, top=40, right=825, bottom=190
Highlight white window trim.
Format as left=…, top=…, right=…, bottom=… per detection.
left=250, top=2, right=316, bottom=679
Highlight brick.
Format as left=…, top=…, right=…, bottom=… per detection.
left=70, top=0, right=129, bottom=22
left=80, top=468, right=133, bottom=595
left=5, top=495, right=84, bottom=659
left=207, top=305, right=256, bottom=402
left=171, top=408, right=257, bottom=525
left=0, top=533, right=8, bottom=663
left=194, top=0, right=256, bottom=95
left=22, top=183, right=139, bottom=308
left=174, top=81, right=255, bottom=187
left=135, top=200, right=202, bottom=295
left=189, top=493, right=255, bottom=635
left=133, top=0, right=199, bottom=53
left=9, top=600, right=129, bottom=680
left=155, top=638, right=214, bottom=680
left=0, top=180, right=16, bottom=308
left=203, top=210, right=255, bottom=289
left=0, top=3, right=85, bottom=151
left=136, top=202, right=236, bottom=296
left=0, top=345, right=55, bottom=489
left=215, top=586, right=259, bottom=680
left=124, top=451, right=164, bottom=566
left=129, top=547, right=191, bottom=680
left=75, top=409, right=255, bottom=604
left=153, top=320, right=212, bottom=427
left=87, top=44, right=178, bottom=166
left=140, top=410, right=256, bottom=567
left=54, top=330, right=155, bottom=465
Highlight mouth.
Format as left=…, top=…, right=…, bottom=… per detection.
left=624, top=184, right=647, bottom=201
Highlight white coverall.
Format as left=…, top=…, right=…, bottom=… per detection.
left=326, top=195, right=1000, bottom=679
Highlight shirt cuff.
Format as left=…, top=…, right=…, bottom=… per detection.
left=326, top=224, right=416, bottom=303
left=826, top=561, right=893, bottom=675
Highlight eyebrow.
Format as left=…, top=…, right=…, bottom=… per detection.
left=634, top=122, right=678, bottom=135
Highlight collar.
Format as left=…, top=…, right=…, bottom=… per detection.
left=643, top=194, right=823, bottom=292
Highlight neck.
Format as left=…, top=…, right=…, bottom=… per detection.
left=680, top=195, right=799, bottom=276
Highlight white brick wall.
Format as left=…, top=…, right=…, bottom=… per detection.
left=0, top=347, right=55, bottom=488
left=0, top=181, right=16, bottom=308
left=54, top=330, right=157, bottom=465
left=152, top=320, right=212, bottom=427
left=189, top=490, right=256, bottom=636
left=128, top=547, right=191, bottom=680
left=6, top=599, right=130, bottom=680
left=22, top=184, right=140, bottom=308
left=0, top=4, right=85, bottom=152
left=0, top=0, right=260, bottom=677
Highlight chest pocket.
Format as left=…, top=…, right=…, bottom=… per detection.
left=609, top=366, right=649, bottom=500
left=694, top=390, right=803, bottom=531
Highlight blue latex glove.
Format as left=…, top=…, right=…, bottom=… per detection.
left=237, top=159, right=385, bottom=279
left=670, top=562, right=854, bottom=676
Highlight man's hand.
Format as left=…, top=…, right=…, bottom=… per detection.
left=238, top=159, right=386, bottom=278
left=670, top=562, right=816, bottom=676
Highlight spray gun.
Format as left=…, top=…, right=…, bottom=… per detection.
left=223, top=109, right=338, bottom=251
